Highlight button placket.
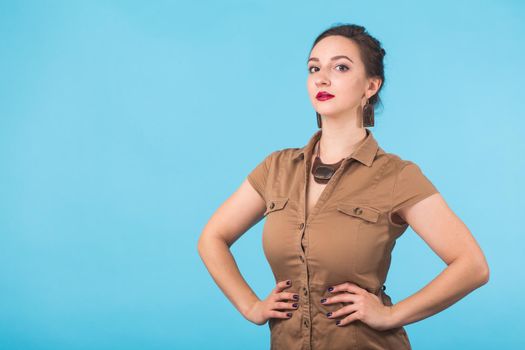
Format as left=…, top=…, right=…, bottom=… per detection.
left=299, top=155, right=352, bottom=349
left=299, top=218, right=311, bottom=340
left=298, top=222, right=306, bottom=264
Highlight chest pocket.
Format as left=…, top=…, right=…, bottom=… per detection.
left=336, top=203, right=388, bottom=276
left=336, top=203, right=380, bottom=223
left=264, top=197, right=289, bottom=217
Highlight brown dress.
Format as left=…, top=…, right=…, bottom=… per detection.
left=247, top=128, right=439, bottom=350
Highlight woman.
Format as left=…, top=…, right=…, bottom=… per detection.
left=197, top=24, right=489, bottom=350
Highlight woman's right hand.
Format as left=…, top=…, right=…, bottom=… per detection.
left=244, top=280, right=300, bottom=325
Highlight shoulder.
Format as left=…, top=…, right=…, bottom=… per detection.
left=260, top=147, right=301, bottom=166
left=381, top=150, right=438, bottom=199
left=376, top=148, right=426, bottom=174
left=247, top=148, right=299, bottom=175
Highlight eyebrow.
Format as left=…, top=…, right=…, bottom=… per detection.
left=307, top=55, right=354, bottom=64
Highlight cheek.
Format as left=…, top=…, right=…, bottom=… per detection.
left=306, top=78, right=316, bottom=93
left=336, top=79, right=365, bottom=103
left=337, top=76, right=362, bottom=92
left=306, top=80, right=319, bottom=102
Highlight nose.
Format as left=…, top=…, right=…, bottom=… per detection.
left=315, top=76, right=330, bottom=87
left=315, top=71, right=330, bottom=87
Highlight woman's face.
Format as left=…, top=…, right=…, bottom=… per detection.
left=306, top=35, right=379, bottom=119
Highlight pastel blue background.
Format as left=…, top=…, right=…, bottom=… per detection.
left=1, top=1, right=523, bottom=349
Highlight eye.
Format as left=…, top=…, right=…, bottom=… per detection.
left=308, top=66, right=318, bottom=74
left=307, top=64, right=349, bottom=74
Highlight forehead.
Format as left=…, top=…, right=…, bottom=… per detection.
left=309, top=35, right=361, bottom=62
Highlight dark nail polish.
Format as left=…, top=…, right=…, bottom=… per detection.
left=292, top=303, right=298, bottom=308
left=328, top=287, right=334, bottom=292
left=293, top=294, right=299, bottom=300
left=287, top=312, right=292, bottom=317
left=286, top=280, right=291, bottom=285
left=336, top=320, right=341, bottom=325
left=320, top=298, right=327, bottom=304
left=326, top=312, right=332, bottom=317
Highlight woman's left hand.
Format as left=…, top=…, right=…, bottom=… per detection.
left=321, top=282, right=397, bottom=331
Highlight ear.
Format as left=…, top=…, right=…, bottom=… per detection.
left=366, top=77, right=382, bottom=98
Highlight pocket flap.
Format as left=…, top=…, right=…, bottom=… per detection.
left=264, top=197, right=289, bottom=216
left=337, top=204, right=380, bottom=223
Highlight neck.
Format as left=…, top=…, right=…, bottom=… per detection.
left=316, top=113, right=367, bottom=163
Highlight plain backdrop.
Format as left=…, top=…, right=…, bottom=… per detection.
left=1, top=1, right=523, bottom=349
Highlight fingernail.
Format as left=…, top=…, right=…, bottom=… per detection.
left=336, top=320, right=341, bottom=325
left=293, top=294, right=299, bottom=300
left=320, top=298, right=327, bottom=304
left=328, top=287, right=334, bottom=292
left=326, top=312, right=332, bottom=317
left=292, top=303, right=298, bottom=308
left=286, top=280, right=291, bottom=285
left=286, top=312, right=292, bottom=317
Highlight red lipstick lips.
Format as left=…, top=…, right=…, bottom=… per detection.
left=316, top=91, right=335, bottom=101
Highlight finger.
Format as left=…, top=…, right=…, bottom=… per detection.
left=273, top=301, right=299, bottom=310
left=321, top=292, right=359, bottom=305
left=328, top=282, right=364, bottom=295
left=268, top=310, right=294, bottom=319
left=276, top=291, right=299, bottom=302
left=274, top=280, right=292, bottom=293
left=326, top=303, right=358, bottom=319
left=335, top=310, right=361, bottom=326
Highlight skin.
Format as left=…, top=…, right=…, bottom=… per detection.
left=197, top=35, right=490, bottom=330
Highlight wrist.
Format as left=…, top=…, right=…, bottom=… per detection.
left=389, top=303, right=403, bottom=329
left=240, top=296, right=260, bottom=318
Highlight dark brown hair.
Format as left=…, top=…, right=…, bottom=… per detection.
left=309, top=23, right=386, bottom=110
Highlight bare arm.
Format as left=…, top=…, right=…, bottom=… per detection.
left=197, top=179, right=266, bottom=317
left=389, top=193, right=490, bottom=328
left=197, top=179, right=299, bottom=324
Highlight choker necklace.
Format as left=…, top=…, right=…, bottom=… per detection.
left=311, top=138, right=345, bottom=184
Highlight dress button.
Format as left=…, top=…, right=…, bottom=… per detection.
left=304, top=319, right=309, bottom=328
left=299, top=222, right=305, bottom=229
left=269, top=202, right=275, bottom=209
left=354, top=207, right=363, bottom=215
left=300, top=255, right=305, bottom=263
left=303, top=287, right=308, bottom=296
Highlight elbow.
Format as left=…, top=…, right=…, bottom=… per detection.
left=474, top=256, right=490, bottom=287
left=458, top=251, right=490, bottom=287
left=478, top=264, right=490, bottom=286
left=464, top=248, right=490, bottom=287
left=197, top=234, right=207, bottom=258
left=197, top=232, right=228, bottom=258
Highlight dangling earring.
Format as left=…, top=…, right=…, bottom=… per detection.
left=316, top=112, right=322, bottom=128
left=363, top=98, right=374, bottom=127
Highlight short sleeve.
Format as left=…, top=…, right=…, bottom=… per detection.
left=246, top=151, right=275, bottom=202
left=389, top=160, right=439, bottom=226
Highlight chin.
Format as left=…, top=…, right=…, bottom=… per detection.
left=318, top=104, right=358, bottom=117
left=316, top=108, right=345, bottom=118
